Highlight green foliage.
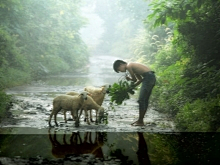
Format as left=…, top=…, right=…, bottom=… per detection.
left=129, top=23, right=175, bottom=68
left=108, top=80, right=136, bottom=105
left=0, top=26, right=31, bottom=87
left=1, top=68, right=31, bottom=87
left=175, top=96, right=220, bottom=132
left=18, top=0, right=89, bottom=75
left=147, top=134, right=179, bottom=164
left=129, top=29, right=152, bottom=63
left=0, top=27, right=28, bottom=70
left=0, top=91, right=11, bottom=121
left=0, top=0, right=89, bottom=88
left=147, top=0, right=207, bottom=28
left=99, top=111, right=109, bottom=125
left=146, top=0, right=220, bottom=131
left=183, top=63, right=220, bottom=100
left=151, top=57, right=190, bottom=116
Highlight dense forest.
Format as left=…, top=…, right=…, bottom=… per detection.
left=146, top=0, right=220, bottom=132
left=0, top=0, right=89, bottom=118
left=1, top=0, right=220, bottom=132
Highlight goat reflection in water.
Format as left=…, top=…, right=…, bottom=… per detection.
left=48, top=130, right=151, bottom=164
left=48, top=130, right=105, bottom=158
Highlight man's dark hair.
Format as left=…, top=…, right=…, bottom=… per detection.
left=113, top=60, right=127, bottom=73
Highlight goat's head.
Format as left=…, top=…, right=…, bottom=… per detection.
left=98, top=107, right=105, bottom=123
left=101, top=84, right=111, bottom=94
left=78, top=91, right=88, bottom=100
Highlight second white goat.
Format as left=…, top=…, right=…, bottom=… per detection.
left=66, top=91, right=105, bottom=125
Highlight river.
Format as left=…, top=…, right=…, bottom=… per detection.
left=0, top=55, right=219, bottom=164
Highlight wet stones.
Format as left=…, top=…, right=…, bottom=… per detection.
left=36, top=104, right=47, bottom=111
left=23, top=110, right=38, bottom=115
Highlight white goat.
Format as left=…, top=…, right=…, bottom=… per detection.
left=48, top=91, right=88, bottom=127
left=83, top=84, right=110, bottom=122
left=66, top=91, right=105, bottom=125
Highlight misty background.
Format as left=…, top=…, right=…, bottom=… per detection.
left=0, top=0, right=152, bottom=85
left=80, top=0, right=150, bottom=57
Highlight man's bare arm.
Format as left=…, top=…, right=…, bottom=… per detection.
left=126, top=67, right=137, bottom=82
left=133, top=74, right=143, bottom=87
left=126, top=68, right=143, bottom=87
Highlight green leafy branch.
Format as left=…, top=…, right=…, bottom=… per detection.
left=108, top=80, right=137, bottom=105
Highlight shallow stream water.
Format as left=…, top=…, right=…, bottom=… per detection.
left=0, top=55, right=219, bottom=164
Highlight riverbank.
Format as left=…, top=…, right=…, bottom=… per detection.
left=0, top=80, right=175, bottom=133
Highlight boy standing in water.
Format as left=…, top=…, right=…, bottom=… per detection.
left=113, top=60, right=156, bottom=126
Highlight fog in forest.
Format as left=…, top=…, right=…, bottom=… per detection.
left=79, top=0, right=150, bottom=57
left=0, top=0, right=151, bottom=84
left=79, top=3, right=104, bottom=54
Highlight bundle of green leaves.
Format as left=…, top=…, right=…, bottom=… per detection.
left=98, top=111, right=109, bottom=125
left=108, top=80, right=136, bottom=105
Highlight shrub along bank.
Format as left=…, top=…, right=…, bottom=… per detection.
left=141, top=0, right=220, bottom=131
left=0, top=0, right=89, bottom=119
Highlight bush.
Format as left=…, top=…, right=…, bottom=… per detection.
left=0, top=67, right=31, bottom=88
left=0, top=91, right=11, bottom=122
left=175, top=96, right=220, bottom=132
left=150, top=56, right=189, bottom=116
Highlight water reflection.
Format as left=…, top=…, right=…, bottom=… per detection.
left=48, top=130, right=106, bottom=159
left=108, top=132, right=151, bottom=165
left=1, top=131, right=220, bottom=164
left=48, top=130, right=151, bottom=164
left=137, top=132, right=151, bottom=165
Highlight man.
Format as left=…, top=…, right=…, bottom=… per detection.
left=113, top=60, right=156, bottom=126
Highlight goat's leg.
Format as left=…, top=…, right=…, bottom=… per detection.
left=64, top=110, right=67, bottom=123
left=48, top=111, right=54, bottom=127
left=84, top=109, right=87, bottom=122
left=83, top=110, right=94, bottom=122
left=84, top=109, right=90, bottom=125
left=63, top=133, right=67, bottom=145
left=74, top=109, right=80, bottom=127
left=78, top=109, right=83, bottom=122
left=89, top=132, right=92, bottom=143
left=90, top=110, right=95, bottom=122
left=84, top=109, right=90, bottom=122
left=84, top=110, right=94, bottom=122
left=71, top=132, right=77, bottom=144
left=84, top=132, right=88, bottom=143
left=95, top=110, right=99, bottom=124
left=54, top=112, right=59, bottom=127
left=71, top=111, right=75, bottom=121
left=77, top=132, right=82, bottom=144
left=50, top=107, right=60, bottom=127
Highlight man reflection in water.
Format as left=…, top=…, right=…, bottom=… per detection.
left=137, top=132, right=151, bottom=165
left=113, top=60, right=156, bottom=126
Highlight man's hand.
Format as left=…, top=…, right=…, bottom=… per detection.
left=126, top=76, right=132, bottom=81
left=130, top=82, right=136, bottom=89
